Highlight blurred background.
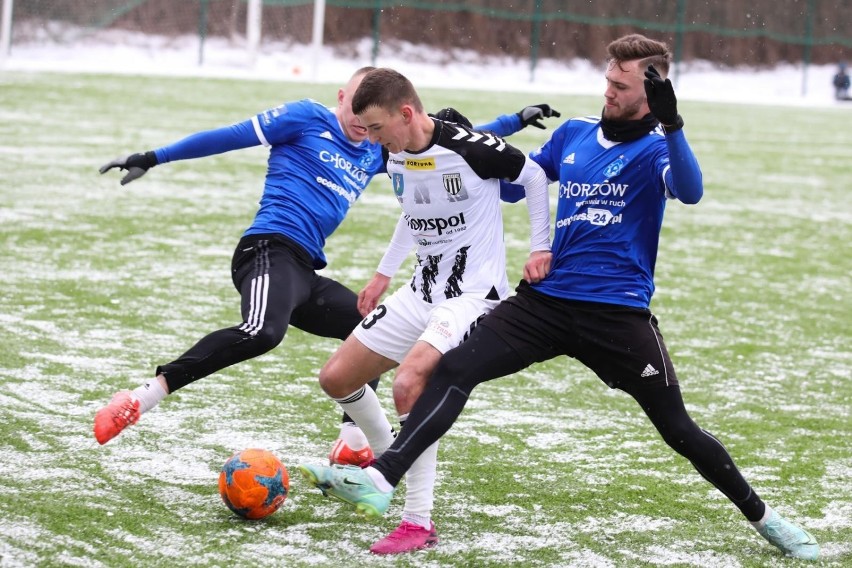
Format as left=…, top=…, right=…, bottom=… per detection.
left=2, top=1, right=851, bottom=100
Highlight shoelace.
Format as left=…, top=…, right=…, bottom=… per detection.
left=764, top=519, right=808, bottom=547
left=112, top=399, right=139, bottom=426
left=388, top=522, right=426, bottom=538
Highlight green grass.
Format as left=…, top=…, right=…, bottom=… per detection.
left=0, top=70, right=850, bottom=567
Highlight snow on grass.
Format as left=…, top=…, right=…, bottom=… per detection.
left=1, top=49, right=849, bottom=566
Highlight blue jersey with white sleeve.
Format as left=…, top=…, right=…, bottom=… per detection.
left=155, top=99, right=383, bottom=269
left=530, top=116, right=702, bottom=308
left=246, top=100, right=383, bottom=268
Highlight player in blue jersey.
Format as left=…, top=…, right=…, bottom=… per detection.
left=93, top=66, right=560, bottom=454
left=296, top=36, right=820, bottom=561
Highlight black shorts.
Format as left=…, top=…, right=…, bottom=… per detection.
left=231, top=233, right=364, bottom=339
left=480, top=281, right=678, bottom=391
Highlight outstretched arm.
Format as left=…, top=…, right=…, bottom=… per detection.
left=153, top=120, right=261, bottom=163
left=475, top=104, right=562, bottom=137
left=99, top=120, right=262, bottom=185
left=433, top=105, right=561, bottom=138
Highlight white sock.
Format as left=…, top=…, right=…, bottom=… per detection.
left=751, top=505, right=774, bottom=528
left=131, top=380, right=167, bottom=414
left=334, top=386, right=395, bottom=455
left=402, top=512, right=432, bottom=530
left=337, top=421, right=369, bottom=449
left=402, top=440, right=438, bottom=527
left=365, top=466, right=394, bottom=493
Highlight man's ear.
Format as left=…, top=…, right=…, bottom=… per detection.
left=337, top=88, right=345, bottom=105
left=400, top=105, right=413, bottom=123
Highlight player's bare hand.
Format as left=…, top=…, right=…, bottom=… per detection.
left=523, top=250, right=552, bottom=283
left=99, top=151, right=158, bottom=185
left=357, top=273, right=391, bottom=316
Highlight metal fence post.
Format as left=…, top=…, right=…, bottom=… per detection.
left=198, top=0, right=208, bottom=66
left=0, top=0, right=12, bottom=64
left=802, top=0, right=815, bottom=96
left=311, top=0, right=326, bottom=81
left=371, top=0, right=381, bottom=66
left=673, top=0, right=686, bottom=87
left=530, top=0, right=542, bottom=83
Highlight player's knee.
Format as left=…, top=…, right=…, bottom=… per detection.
left=431, top=355, right=478, bottom=391
left=246, top=325, right=285, bottom=354
left=318, top=361, right=348, bottom=398
left=392, top=371, right=426, bottom=414
left=658, top=419, right=702, bottom=456
left=317, top=364, right=336, bottom=395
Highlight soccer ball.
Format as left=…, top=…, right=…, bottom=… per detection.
left=218, top=448, right=289, bottom=520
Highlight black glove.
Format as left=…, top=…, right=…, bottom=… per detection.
left=430, top=107, right=473, bottom=129
left=99, top=151, right=158, bottom=185
left=517, top=104, right=561, bottom=129
left=643, top=65, right=684, bottom=132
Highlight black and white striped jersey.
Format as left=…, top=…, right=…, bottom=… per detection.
left=383, top=119, right=541, bottom=303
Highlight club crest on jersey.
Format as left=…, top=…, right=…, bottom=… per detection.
left=359, top=151, right=375, bottom=168
left=442, top=173, right=468, bottom=202
left=392, top=173, right=404, bottom=197
left=603, top=155, right=628, bottom=178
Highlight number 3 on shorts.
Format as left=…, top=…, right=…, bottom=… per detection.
left=360, top=304, right=388, bottom=329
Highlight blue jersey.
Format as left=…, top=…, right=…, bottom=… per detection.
left=155, top=100, right=382, bottom=269
left=530, top=116, right=703, bottom=308
left=246, top=100, right=382, bottom=268
left=153, top=101, right=522, bottom=269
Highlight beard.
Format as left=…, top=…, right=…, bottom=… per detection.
left=602, top=98, right=646, bottom=121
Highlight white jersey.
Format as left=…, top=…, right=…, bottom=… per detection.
left=381, top=119, right=549, bottom=304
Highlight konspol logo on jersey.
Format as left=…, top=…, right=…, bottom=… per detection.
left=405, top=212, right=466, bottom=236
left=318, top=150, right=369, bottom=185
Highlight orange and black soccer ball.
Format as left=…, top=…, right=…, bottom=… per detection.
left=218, top=448, right=289, bottom=520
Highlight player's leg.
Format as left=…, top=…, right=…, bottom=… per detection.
left=319, top=333, right=398, bottom=452
left=372, top=297, right=496, bottom=554
left=317, top=287, right=429, bottom=458
left=578, top=306, right=818, bottom=560
left=630, top=384, right=818, bottom=559
left=633, top=387, right=767, bottom=518
left=291, top=273, right=382, bottom=464
left=94, top=235, right=310, bottom=444
left=371, top=340, right=443, bottom=554
left=374, top=286, right=563, bottom=487
left=298, top=322, right=533, bottom=517
left=575, top=306, right=769, bottom=516
left=373, top=323, right=528, bottom=486
left=299, top=286, right=559, bottom=515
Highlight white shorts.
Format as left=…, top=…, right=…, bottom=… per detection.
left=353, top=286, right=500, bottom=363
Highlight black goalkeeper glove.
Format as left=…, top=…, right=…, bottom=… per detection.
left=517, top=104, right=561, bottom=129
left=99, top=151, right=158, bottom=185
left=643, top=65, right=684, bottom=132
left=430, top=107, right=473, bottom=129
